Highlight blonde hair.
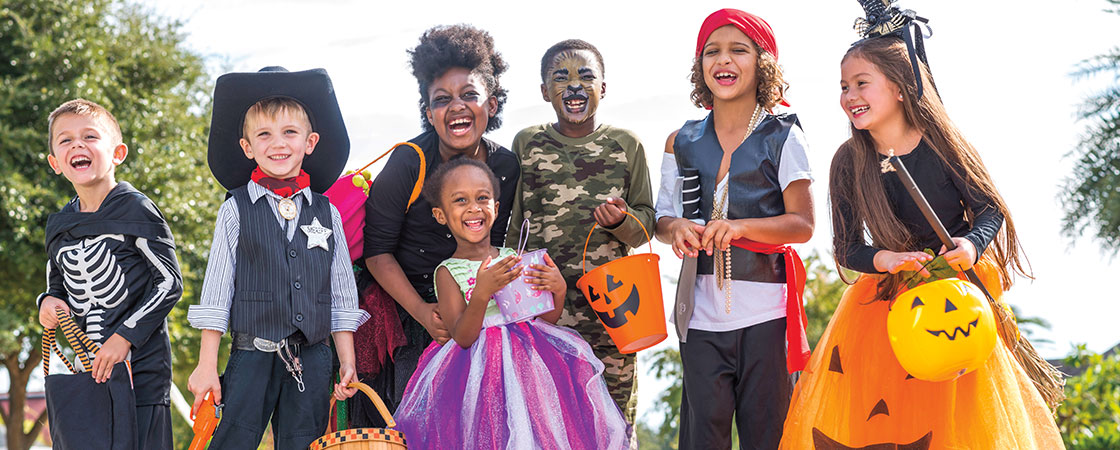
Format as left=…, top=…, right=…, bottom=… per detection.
left=830, top=37, right=1031, bottom=301
left=689, top=39, right=788, bottom=110
left=47, top=99, right=123, bottom=151
left=242, top=97, right=312, bottom=139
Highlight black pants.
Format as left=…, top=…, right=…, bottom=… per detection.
left=209, top=341, right=332, bottom=450
left=136, top=404, right=173, bottom=449
left=679, top=318, right=793, bottom=450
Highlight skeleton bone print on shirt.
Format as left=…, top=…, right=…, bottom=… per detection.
left=55, top=234, right=129, bottom=341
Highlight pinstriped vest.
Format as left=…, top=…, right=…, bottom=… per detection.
left=229, top=186, right=334, bottom=345
left=674, top=113, right=799, bottom=283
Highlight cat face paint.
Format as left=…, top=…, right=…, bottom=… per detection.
left=541, top=49, right=604, bottom=126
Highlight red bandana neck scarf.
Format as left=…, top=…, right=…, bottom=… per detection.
left=251, top=166, right=310, bottom=198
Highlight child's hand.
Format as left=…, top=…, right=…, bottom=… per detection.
left=334, top=362, right=359, bottom=401
left=594, top=197, right=629, bottom=228
left=939, top=237, right=977, bottom=272
left=188, top=364, right=222, bottom=413
left=699, top=219, right=747, bottom=254
left=91, top=334, right=131, bottom=383
left=524, top=253, right=566, bottom=299
left=874, top=250, right=933, bottom=277
left=38, top=297, right=69, bottom=329
left=472, top=254, right=522, bottom=302
left=667, top=219, right=703, bottom=259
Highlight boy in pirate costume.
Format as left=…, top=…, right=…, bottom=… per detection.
left=186, top=67, right=369, bottom=449
left=38, top=98, right=183, bottom=449
left=505, top=39, right=656, bottom=427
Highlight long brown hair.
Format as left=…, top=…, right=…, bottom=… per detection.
left=830, top=37, right=1031, bottom=301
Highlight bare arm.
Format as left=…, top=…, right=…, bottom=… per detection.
left=365, top=253, right=449, bottom=345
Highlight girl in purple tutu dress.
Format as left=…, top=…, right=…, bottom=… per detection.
left=393, top=158, right=631, bottom=449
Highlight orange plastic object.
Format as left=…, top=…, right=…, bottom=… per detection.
left=575, top=210, right=666, bottom=353
left=189, top=393, right=221, bottom=450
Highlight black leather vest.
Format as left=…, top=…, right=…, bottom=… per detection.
left=674, top=113, right=799, bottom=283
left=230, top=186, right=335, bottom=344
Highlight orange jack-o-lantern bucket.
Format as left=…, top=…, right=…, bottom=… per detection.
left=575, top=211, right=666, bottom=353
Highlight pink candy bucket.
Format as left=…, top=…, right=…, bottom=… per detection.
left=493, top=220, right=554, bottom=323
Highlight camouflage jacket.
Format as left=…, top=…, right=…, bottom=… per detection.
left=505, top=124, right=656, bottom=318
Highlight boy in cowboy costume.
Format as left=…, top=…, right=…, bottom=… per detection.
left=187, top=67, right=369, bottom=449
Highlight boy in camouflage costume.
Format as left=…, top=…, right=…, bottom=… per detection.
left=506, top=39, right=655, bottom=426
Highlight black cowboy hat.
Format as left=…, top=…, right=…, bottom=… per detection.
left=207, top=66, right=349, bottom=193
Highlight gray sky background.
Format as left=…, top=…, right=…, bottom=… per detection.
left=137, top=0, right=1120, bottom=423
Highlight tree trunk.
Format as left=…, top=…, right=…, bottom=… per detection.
left=4, top=345, right=44, bottom=450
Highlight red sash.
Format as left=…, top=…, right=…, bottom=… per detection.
left=730, top=238, right=809, bottom=372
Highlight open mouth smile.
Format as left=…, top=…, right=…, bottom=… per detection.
left=69, top=155, right=92, bottom=170
left=463, top=218, right=485, bottom=232
left=713, top=70, right=738, bottom=86
left=562, top=92, right=589, bottom=114
left=925, top=317, right=980, bottom=341
left=849, top=105, right=869, bottom=116
left=448, top=117, right=473, bottom=136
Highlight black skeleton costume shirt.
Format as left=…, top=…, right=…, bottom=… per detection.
left=40, top=181, right=182, bottom=406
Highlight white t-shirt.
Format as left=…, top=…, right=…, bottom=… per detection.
left=655, top=123, right=813, bottom=332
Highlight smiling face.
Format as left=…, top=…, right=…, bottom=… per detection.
left=700, top=25, right=759, bottom=104
left=541, top=49, right=605, bottom=127
left=239, top=107, right=319, bottom=179
left=425, top=67, right=498, bottom=156
left=840, top=54, right=906, bottom=133
left=48, top=113, right=127, bottom=190
left=431, top=164, right=498, bottom=246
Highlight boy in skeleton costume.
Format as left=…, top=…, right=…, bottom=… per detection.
left=186, top=67, right=368, bottom=450
left=38, top=99, right=182, bottom=449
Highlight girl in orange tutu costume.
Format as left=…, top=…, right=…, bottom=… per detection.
left=779, top=2, right=1063, bottom=448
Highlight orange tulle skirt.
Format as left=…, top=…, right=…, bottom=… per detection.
left=779, top=260, right=1062, bottom=449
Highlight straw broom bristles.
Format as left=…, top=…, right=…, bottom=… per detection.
left=990, top=297, right=1066, bottom=411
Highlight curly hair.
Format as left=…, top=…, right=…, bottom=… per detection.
left=539, top=39, right=605, bottom=82
left=689, top=39, right=788, bottom=109
left=422, top=157, right=501, bottom=208
left=409, top=24, right=509, bottom=133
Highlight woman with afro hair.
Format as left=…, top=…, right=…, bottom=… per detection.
left=355, top=24, right=520, bottom=426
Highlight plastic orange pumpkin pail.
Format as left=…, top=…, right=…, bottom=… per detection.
left=575, top=211, right=666, bottom=353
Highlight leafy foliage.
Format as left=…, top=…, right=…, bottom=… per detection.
left=1057, top=345, right=1120, bottom=449
left=0, top=0, right=219, bottom=447
left=1061, top=0, right=1120, bottom=255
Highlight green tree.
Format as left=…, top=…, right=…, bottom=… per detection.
left=641, top=251, right=849, bottom=448
left=0, top=0, right=218, bottom=448
left=1061, top=0, right=1120, bottom=254
left=1056, top=345, right=1120, bottom=449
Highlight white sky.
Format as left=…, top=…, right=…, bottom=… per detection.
left=134, top=0, right=1120, bottom=423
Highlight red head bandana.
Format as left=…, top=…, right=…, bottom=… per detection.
left=696, top=9, right=778, bottom=60
left=695, top=8, right=788, bottom=107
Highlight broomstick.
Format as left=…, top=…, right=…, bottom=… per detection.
left=886, top=155, right=1065, bottom=410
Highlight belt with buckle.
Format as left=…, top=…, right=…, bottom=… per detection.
left=231, top=332, right=308, bottom=392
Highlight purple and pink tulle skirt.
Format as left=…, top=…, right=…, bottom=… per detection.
left=393, top=317, right=631, bottom=449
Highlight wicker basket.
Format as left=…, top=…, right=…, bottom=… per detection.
left=310, top=382, right=407, bottom=450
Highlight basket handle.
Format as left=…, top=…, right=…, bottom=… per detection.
left=326, top=381, right=396, bottom=434
left=580, top=210, right=653, bottom=276
left=353, top=142, right=426, bottom=212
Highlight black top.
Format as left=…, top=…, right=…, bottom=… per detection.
left=834, top=140, right=1003, bottom=274
left=363, top=130, right=519, bottom=297
left=42, top=182, right=182, bottom=406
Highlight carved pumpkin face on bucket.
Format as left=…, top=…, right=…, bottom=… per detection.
left=887, top=279, right=997, bottom=382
